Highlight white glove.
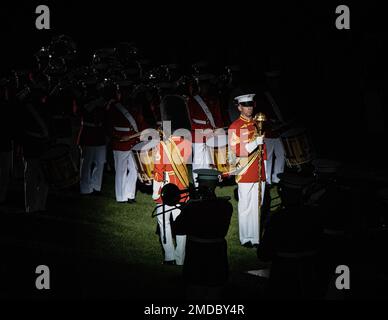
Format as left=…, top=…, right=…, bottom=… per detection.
left=255, top=135, right=264, bottom=145
left=152, top=180, right=163, bottom=200
left=245, top=135, right=264, bottom=153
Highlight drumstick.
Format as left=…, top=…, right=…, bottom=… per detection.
left=117, top=132, right=142, bottom=142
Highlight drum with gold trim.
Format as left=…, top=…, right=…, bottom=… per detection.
left=131, top=139, right=159, bottom=185
left=280, top=128, right=314, bottom=167
left=206, top=132, right=232, bottom=175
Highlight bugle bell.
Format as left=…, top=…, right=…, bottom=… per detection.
left=160, top=183, right=190, bottom=206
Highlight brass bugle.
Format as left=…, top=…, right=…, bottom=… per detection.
left=161, top=183, right=189, bottom=206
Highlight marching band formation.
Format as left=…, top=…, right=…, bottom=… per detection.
left=2, top=35, right=388, bottom=299
left=0, top=35, right=305, bottom=262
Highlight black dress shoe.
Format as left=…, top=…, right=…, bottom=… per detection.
left=242, top=241, right=253, bottom=248
left=127, top=199, right=136, bottom=204
left=162, top=260, right=176, bottom=265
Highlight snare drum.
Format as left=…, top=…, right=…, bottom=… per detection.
left=206, top=133, right=231, bottom=174
left=40, top=144, right=79, bottom=189
left=131, top=139, right=159, bottom=184
left=280, top=128, right=313, bottom=167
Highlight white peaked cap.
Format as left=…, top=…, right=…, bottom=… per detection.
left=235, top=94, right=255, bottom=104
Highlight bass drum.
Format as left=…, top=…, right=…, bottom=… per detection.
left=131, top=139, right=159, bottom=185
left=280, top=128, right=314, bottom=167
left=206, top=132, right=233, bottom=176
left=40, top=144, right=79, bottom=189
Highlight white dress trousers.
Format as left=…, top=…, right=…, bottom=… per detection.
left=113, top=150, right=137, bottom=202
left=156, top=204, right=186, bottom=265
left=80, top=145, right=106, bottom=194
left=192, top=142, right=212, bottom=186
left=237, top=181, right=266, bottom=245
left=264, top=137, right=285, bottom=184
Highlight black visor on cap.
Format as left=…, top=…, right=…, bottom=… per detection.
left=240, top=101, right=254, bottom=107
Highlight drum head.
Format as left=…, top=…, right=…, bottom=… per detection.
left=131, top=139, right=159, bottom=151
left=206, top=134, right=228, bottom=148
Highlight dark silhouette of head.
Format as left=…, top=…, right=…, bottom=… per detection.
left=193, top=169, right=220, bottom=199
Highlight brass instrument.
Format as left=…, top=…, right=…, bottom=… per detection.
left=253, top=112, right=267, bottom=239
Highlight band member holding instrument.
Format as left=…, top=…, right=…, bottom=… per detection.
left=228, top=94, right=267, bottom=248
left=108, top=86, right=140, bottom=204
left=187, top=74, right=224, bottom=186
left=152, top=95, right=192, bottom=265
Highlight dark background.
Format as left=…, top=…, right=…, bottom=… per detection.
left=1, top=0, right=388, bottom=306
left=1, top=1, right=387, bottom=164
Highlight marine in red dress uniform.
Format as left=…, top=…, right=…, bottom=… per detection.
left=152, top=135, right=192, bottom=265
left=228, top=94, right=267, bottom=247
left=152, top=93, right=193, bottom=265
left=108, top=100, right=140, bottom=203
left=186, top=74, right=224, bottom=185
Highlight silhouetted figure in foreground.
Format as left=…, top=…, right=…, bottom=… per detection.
left=174, top=169, right=233, bottom=299
left=257, top=172, right=322, bottom=299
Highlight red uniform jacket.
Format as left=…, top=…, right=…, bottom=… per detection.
left=187, top=95, right=224, bottom=143
left=153, top=136, right=192, bottom=204
left=228, top=115, right=267, bottom=183
left=108, top=103, right=140, bottom=151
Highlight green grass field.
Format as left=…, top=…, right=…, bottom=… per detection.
left=3, top=169, right=387, bottom=300
left=1, top=172, right=276, bottom=299
left=68, top=174, right=267, bottom=299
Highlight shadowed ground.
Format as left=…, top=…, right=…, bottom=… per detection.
left=1, top=169, right=388, bottom=300
left=0, top=173, right=269, bottom=300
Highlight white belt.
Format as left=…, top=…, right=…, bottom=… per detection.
left=114, top=127, right=130, bottom=132
left=192, top=119, right=207, bottom=125
left=82, top=121, right=102, bottom=128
